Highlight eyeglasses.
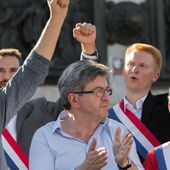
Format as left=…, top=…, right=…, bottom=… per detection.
left=72, top=87, right=112, bottom=97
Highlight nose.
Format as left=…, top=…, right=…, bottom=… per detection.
left=3, top=72, right=11, bottom=81
left=102, top=90, right=111, bottom=101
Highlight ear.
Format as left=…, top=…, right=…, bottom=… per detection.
left=67, top=93, right=80, bottom=109
left=152, top=72, right=160, bottom=82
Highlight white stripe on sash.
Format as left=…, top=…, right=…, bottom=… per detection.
left=155, top=142, right=170, bottom=170
left=113, top=104, right=154, bottom=154
left=2, top=135, right=28, bottom=170
left=1, top=115, right=28, bottom=170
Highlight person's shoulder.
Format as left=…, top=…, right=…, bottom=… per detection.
left=147, top=92, right=168, bottom=104
left=154, top=92, right=168, bottom=98
left=33, top=121, right=56, bottom=137
left=108, top=118, right=127, bottom=131
left=20, top=97, right=55, bottom=111
left=28, top=97, right=53, bottom=105
left=153, top=92, right=168, bottom=104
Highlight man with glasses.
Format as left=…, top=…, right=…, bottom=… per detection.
left=73, top=22, right=170, bottom=163
left=29, top=60, right=143, bottom=170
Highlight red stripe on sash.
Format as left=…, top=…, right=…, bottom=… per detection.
left=2, top=128, right=29, bottom=168
left=120, top=100, right=160, bottom=147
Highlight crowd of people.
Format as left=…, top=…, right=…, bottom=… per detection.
left=0, top=0, right=170, bottom=170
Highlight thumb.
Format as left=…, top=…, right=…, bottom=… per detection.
left=88, top=138, right=97, bottom=152
left=73, top=27, right=81, bottom=38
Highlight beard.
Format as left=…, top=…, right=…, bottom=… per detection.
left=0, top=80, right=8, bottom=88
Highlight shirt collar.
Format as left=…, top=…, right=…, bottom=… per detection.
left=123, top=94, right=147, bottom=111
left=51, top=111, right=109, bottom=134
left=51, top=111, right=68, bottom=134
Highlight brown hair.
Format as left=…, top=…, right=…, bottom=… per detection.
left=0, top=48, right=23, bottom=65
left=125, top=43, right=162, bottom=73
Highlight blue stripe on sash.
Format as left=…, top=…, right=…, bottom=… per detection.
left=108, top=108, right=119, bottom=121
left=108, top=108, right=148, bottom=159
left=4, top=151, right=19, bottom=170
left=155, top=147, right=167, bottom=170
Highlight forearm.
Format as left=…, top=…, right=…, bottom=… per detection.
left=33, top=0, right=69, bottom=61
left=34, top=16, right=64, bottom=61
left=81, top=43, right=96, bottom=55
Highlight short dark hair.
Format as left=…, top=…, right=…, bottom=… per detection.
left=0, top=48, right=23, bottom=65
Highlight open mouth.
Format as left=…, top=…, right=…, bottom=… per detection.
left=130, top=76, right=138, bottom=80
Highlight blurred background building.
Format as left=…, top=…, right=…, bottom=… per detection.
left=0, top=0, right=169, bottom=105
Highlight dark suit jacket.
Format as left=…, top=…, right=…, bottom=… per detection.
left=136, top=91, right=170, bottom=162
left=141, top=91, right=170, bottom=143
left=16, top=97, right=64, bottom=157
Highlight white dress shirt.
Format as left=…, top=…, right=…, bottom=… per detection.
left=123, top=95, right=147, bottom=120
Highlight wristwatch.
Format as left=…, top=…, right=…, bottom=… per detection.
left=118, top=159, right=132, bottom=170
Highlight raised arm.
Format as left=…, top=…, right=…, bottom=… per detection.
left=34, top=0, right=69, bottom=60
left=73, top=22, right=97, bottom=56
left=1, top=0, right=70, bottom=127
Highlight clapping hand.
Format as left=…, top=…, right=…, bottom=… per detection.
left=113, top=127, right=133, bottom=168
left=75, top=138, right=108, bottom=170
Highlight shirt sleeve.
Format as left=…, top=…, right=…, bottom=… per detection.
left=3, top=50, right=50, bottom=126
left=80, top=51, right=98, bottom=61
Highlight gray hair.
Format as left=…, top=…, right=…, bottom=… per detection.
left=58, top=60, right=110, bottom=109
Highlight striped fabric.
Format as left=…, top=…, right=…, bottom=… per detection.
left=155, top=142, right=170, bottom=170
left=109, top=99, right=160, bottom=159
left=1, top=115, right=28, bottom=170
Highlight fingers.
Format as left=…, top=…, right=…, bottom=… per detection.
left=114, top=127, right=122, bottom=142
left=113, top=131, right=133, bottom=167
left=74, top=22, right=96, bottom=36
left=121, top=133, right=133, bottom=155
left=88, top=138, right=97, bottom=152
left=48, top=0, right=70, bottom=8
left=94, top=148, right=108, bottom=168
left=85, top=140, right=108, bottom=169
left=57, top=0, right=70, bottom=8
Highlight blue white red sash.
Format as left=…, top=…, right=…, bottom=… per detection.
left=1, top=115, right=29, bottom=170
left=154, top=142, right=170, bottom=170
left=109, top=99, right=160, bottom=159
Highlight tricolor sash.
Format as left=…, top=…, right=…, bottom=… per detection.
left=109, top=99, right=160, bottom=159
left=154, top=142, right=170, bottom=170
left=1, top=115, right=29, bottom=170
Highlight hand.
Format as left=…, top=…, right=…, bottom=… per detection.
left=73, top=22, right=96, bottom=54
left=113, top=127, right=133, bottom=168
left=48, top=0, right=70, bottom=19
left=75, top=138, right=108, bottom=170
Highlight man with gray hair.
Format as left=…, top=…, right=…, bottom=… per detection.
left=73, top=22, right=170, bottom=163
left=29, top=60, right=143, bottom=170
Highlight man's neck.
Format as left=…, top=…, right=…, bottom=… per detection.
left=61, top=111, right=99, bottom=142
left=125, top=90, right=149, bottom=107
